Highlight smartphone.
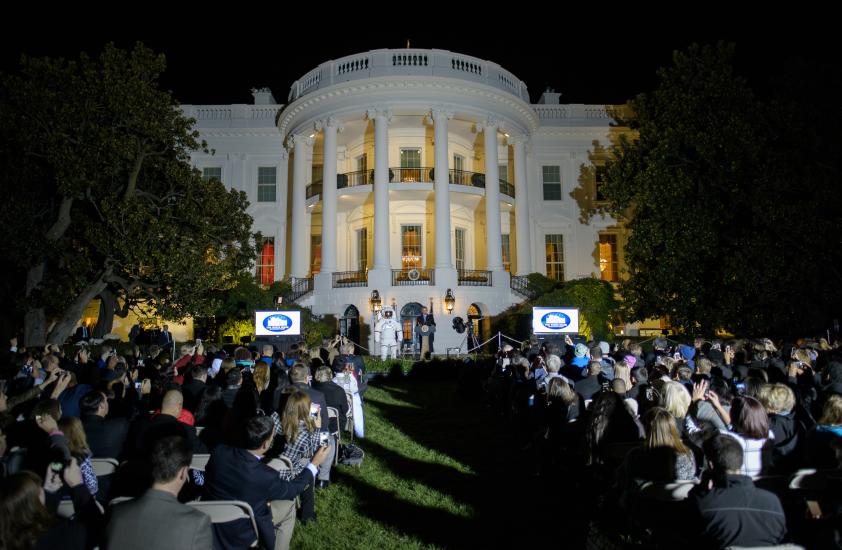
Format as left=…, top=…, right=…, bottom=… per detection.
left=134, top=381, right=142, bottom=390
left=735, top=382, right=746, bottom=393
left=309, top=403, right=321, bottom=419
left=318, top=432, right=330, bottom=447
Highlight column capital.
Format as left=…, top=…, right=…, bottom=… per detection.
left=365, top=107, right=393, bottom=123
left=314, top=117, right=344, bottom=133
left=429, top=107, right=455, bottom=122
left=475, top=117, right=502, bottom=134
left=506, top=132, right=531, bottom=148
left=287, top=133, right=314, bottom=148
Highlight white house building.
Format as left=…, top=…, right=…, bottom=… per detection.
left=183, top=48, right=640, bottom=354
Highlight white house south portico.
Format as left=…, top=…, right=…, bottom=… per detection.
left=184, top=48, right=630, bottom=353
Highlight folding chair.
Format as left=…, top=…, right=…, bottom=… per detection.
left=266, top=456, right=293, bottom=473
left=195, top=426, right=205, bottom=435
left=90, top=458, right=119, bottom=477
left=189, top=500, right=260, bottom=547
left=109, top=496, right=135, bottom=506
left=190, top=453, right=211, bottom=472
left=638, top=480, right=698, bottom=501
left=57, top=499, right=75, bottom=518
left=327, top=406, right=341, bottom=465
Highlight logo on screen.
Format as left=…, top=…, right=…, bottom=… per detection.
left=541, top=312, right=570, bottom=330
left=263, top=314, right=293, bottom=333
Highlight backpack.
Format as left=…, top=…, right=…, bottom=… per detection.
left=337, top=443, right=365, bottom=466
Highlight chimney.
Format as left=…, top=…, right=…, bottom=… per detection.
left=251, top=87, right=277, bottom=105
left=537, top=87, right=561, bottom=105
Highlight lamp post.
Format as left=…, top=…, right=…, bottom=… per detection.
left=369, top=290, right=382, bottom=313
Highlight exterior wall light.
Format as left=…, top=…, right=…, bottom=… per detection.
left=444, top=288, right=456, bottom=314
left=369, top=290, right=382, bottom=313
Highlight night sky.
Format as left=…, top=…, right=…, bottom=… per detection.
left=1, top=9, right=837, bottom=106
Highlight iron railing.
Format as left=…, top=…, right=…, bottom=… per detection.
left=391, top=268, right=435, bottom=286
left=332, top=270, right=368, bottom=288
left=306, top=168, right=513, bottom=198
left=458, top=270, right=492, bottom=286
left=286, top=277, right=314, bottom=302
left=510, top=275, right=536, bottom=299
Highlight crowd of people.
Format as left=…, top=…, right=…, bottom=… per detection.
left=0, top=334, right=366, bottom=550
left=486, top=334, right=842, bottom=549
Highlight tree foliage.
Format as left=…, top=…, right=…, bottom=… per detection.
left=591, top=43, right=842, bottom=337
left=0, top=43, right=257, bottom=345
left=493, top=276, right=618, bottom=342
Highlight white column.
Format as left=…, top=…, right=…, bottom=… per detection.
left=367, top=108, right=391, bottom=270
left=510, top=133, right=532, bottom=275
left=479, top=120, right=503, bottom=271
left=277, top=147, right=289, bottom=279
left=318, top=118, right=342, bottom=274
left=432, top=108, right=454, bottom=269
left=289, top=133, right=313, bottom=278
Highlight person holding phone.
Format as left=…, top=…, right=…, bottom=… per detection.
left=279, top=391, right=322, bottom=522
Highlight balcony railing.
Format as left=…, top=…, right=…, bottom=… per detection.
left=510, top=275, right=536, bottom=299
left=332, top=270, right=368, bottom=288
left=391, top=268, right=434, bottom=286
left=285, top=276, right=314, bottom=302
left=458, top=269, right=492, bottom=286
left=306, top=168, right=513, bottom=198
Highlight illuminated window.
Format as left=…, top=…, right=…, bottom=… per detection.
left=401, top=225, right=422, bottom=269
left=256, top=237, right=275, bottom=285
left=595, top=165, right=607, bottom=202
left=357, top=228, right=368, bottom=271
left=545, top=234, right=565, bottom=281
left=455, top=228, right=466, bottom=271
left=400, top=148, right=421, bottom=182
left=310, top=235, right=321, bottom=274
left=542, top=165, right=561, bottom=200
left=202, top=167, right=222, bottom=182
left=599, top=234, right=618, bottom=282
left=257, top=167, right=276, bottom=202
left=502, top=234, right=511, bottom=272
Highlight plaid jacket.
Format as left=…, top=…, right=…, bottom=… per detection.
left=279, top=421, right=320, bottom=480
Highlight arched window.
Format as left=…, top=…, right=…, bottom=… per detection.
left=468, top=303, right=484, bottom=343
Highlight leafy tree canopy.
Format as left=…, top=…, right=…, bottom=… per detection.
left=590, top=43, right=842, bottom=337
left=0, top=43, right=258, bottom=345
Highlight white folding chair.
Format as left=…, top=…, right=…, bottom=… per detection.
left=639, top=480, right=699, bottom=502
left=195, top=426, right=205, bottom=435
left=109, top=496, right=135, bottom=506
left=725, top=545, right=805, bottom=550
left=188, top=500, right=260, bottom=547
left=266, top=456, right=293, bottom=473
left=327, top=406, right=341, bottom=464
left=788, top=468, right=819, bottom=490
left=56, top=499, right=75, bottom=518
left=90, top=458, right=119, bottom=477
left=190, top=453, right=211, bottom=472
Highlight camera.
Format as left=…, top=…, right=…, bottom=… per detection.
left=734, top=381, right=746, bottom=394
left=318, top=432, right=330, bottom=447
left=309, top=403, right=320, bottom=419
left=134, top=381, right=142, bottom=390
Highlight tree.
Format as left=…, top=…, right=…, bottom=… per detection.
left=0, top=43, right=257, bottom=345
left=590, top=43, right=842, bottom=336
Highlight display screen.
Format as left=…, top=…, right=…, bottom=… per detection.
left=531, top=307, right=579, bottom=334
left=255, top=311, right=302, bottom=336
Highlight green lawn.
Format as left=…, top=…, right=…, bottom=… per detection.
left=291, top=378, right=495, bottom=549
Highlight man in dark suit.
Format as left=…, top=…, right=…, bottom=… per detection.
left=274, top=365, right=329, bottom=435
left=575, top=361, right=608, bottom=402
left=416, top=307, right=436, bottom=354
left=74, top=322, right=90, bottom=343
left=158, top=324, right=174, bottom=349
left=131, top=390, right=206, bottom=457
left=182, top=363, right=208, bottom=413
left=106, top=436, right=213, bottom=550
left=80, top=391, right=130, bottom=459
left=204, top=416, right=331, bottom=550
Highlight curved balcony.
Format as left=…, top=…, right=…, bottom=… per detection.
left=288, top=49, right=529, bottom=103
left=306, top=168, right=515, bottom=199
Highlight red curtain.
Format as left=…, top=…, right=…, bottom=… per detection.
left=260, top=241, right=275, bottom=285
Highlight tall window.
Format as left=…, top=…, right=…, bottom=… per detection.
left=310, top=235, right=321, bottom=274
left=501, top=234, right=511, bottom=272
left=595, top=165, right=607, bottom=202
left=256, top=237, right=275, bottom=285
left=257, top=167, right=276, bottom=202
left=355, top=154, right=368, bottom=186
left=401, top=225, right=422, bottom=269
left=599, top=234, right=618, bottom=282
left=499, top=164, right=509, bottom=183
left=400, top=148, right=421, bottom=182
left=542, top=165, right=561, bottom=201
left=453, top=154, right=465, bottom=184
left=545, top=234, right=565, bottom=281
left=202, top=167, right=222, bottom=182
left=357, top=228, right=368, bottom=271
left=455, top=228, right=466, bottom=271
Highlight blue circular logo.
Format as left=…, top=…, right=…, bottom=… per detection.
left=541, top=312, right=570, bottom=330
left=263, top=314, right=293, bottom=333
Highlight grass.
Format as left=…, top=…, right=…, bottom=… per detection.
left=291, top=377, right=497, bottom=549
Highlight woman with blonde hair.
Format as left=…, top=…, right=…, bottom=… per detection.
left=613, top=361, right=632, bottom=393
left=659, top=380, right=694, bottom=436
left=57, top=417, right=98, bottom=496
left=280, top=391, right=323, bottom=522
left=622, top=406, right=697, bottom=483
left=805, top=394, right=842, bottom=469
